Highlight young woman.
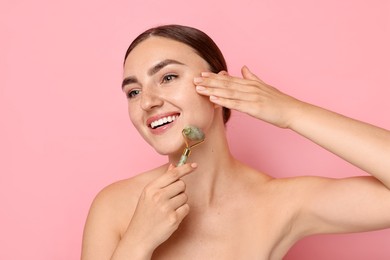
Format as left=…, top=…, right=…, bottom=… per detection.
left=81, top=24, right=390, bottom=260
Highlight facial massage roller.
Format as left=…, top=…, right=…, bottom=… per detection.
left=176, top=126, right=205, bottom=166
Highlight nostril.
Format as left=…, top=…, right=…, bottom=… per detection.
left=140, top=92, right=163, bottom=110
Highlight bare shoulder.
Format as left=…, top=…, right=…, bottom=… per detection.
left=263, top=175, right=336, bottom=210
left=91, top=164, right=168, bottom=218
left=267, top=175, right=331, bottom=193
left=231, top=160, right=331, bottom=199
left=230, top=162, right=327, bottom=198
left=81, top=164, right=168, bottom=260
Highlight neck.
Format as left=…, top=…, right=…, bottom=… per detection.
left=168, top=123, right=238, bottom=207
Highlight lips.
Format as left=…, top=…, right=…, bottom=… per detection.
left=147, top=112, right=180, bottom=129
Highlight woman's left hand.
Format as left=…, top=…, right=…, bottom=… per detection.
left=194, top=66, right=304, bottom=129
left=196, top=67, right=390, bottom=190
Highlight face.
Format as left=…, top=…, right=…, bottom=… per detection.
left=122, top=36, right=217, bottom=155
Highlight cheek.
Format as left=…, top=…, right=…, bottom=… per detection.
left=175, top=86, right=214, bottom=113
left=188, top=94, right=216, bottom=125
left=194, top=90, right=215, bottom=110
left=128, top=105, right=152, bottom=144
left=127, top=103, right=142, bottom=129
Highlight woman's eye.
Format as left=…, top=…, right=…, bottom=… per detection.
left=161, top=74, right=178, bottom=84
left=127, top=89, right=141, bottom=99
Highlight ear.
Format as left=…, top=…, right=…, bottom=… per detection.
left=212, top=104, right=223, bottom=118
left=218, top=70, right=229, bottom=76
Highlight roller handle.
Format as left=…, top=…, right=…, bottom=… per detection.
left=176, top=147, right=191, bottom=166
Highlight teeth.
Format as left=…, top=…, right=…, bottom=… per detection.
left=150, top=115, right=178, bottom=129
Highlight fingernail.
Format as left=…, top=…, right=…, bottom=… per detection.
left=201, top=72, right=211, bottom=77
left=191, top=162, right=198, bottom=168
left=196, top=85, right=206, bottom=92
left=194, top=77, right=203, bottom=83
left=243, top=65, right=251, bottom=72
left=210, top=95, right=218, bottom=101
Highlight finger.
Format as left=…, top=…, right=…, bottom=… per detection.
left=195, top=74, right=262, bottom=95
left=209, top=96, right=258, bottom=115
left=196, top=71, right=252, bottom=87
left=169, top=192, right=188, bottom=210
left=175, top=203, right=190, bottom=221
left=241, top=66, right=265, bottom=83
left=154, top=163, right=197, bottom=188
left=195, top=78, right=260, bottom=96
left=196, top=84, right=258, bottom=102
left=163, top=179, right=187, bottom=199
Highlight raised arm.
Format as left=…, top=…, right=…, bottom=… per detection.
left=288, top=99, right=390, bottom=187
left=195, top=67, right=390, bottom=236
left=194, top=66, right=390, bottom=188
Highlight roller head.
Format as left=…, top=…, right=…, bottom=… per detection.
left=177, top=125, right=205, bottom=166
left=182, top=126, right=205, bottom=141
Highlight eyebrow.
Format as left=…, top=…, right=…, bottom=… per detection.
left=121, top=59, right=185, bottom=89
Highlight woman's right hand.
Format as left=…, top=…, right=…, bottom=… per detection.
left=116, top=163, right=197, bottom=258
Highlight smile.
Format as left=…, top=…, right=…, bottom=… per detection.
left=150, top=114, right=179, bottom=129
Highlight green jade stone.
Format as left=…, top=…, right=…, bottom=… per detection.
left=176, top=126, right=205, bottom=166
left=183, top=126, right=205, bottom=141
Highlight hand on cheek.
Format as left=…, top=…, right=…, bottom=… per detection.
left=194, top=66, right=303, bottom=129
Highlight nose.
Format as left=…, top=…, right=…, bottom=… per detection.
left=140, top=88, right=163, bottom=111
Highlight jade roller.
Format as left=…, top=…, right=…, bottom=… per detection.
left=176, top=126, right=205, bottom=166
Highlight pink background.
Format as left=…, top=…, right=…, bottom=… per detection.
left=1, top=0, right=389, bottom=259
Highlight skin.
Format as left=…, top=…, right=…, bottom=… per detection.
left=81, top=36, right=390, bottom=260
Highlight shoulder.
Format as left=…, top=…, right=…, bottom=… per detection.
left=267, top=175, right=331, bottom=192
left=92, top=164, right=168, bottom=213
left=263, top=175, right=334, bottom=208
left=85, top=164, right=168, bottom=235
left=232, top=161, right=330, bottom=199
left=82, top=166, right=168, bottom=259
left=232, top=162, right=328, bottom=198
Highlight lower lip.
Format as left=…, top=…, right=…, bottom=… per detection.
left=149, top=120, right=177, bottom=135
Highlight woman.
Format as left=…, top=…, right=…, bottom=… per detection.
left=81, top=24, right=390, bottom=259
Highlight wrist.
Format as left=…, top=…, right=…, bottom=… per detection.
left=283, top=98, right=308, bottom=130
left=111, top=235, right=155, bottom=260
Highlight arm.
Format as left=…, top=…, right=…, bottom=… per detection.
left=194, top=66, right=390, bottom=188
left=81, top=185, right=151, bottom=260
left=194, top=67, right=390, bottom=235
left=81, top=163, right=197, bottom=260
left=282, top=175, right=390, bottom=238
left=289, top=100, right=390, bottom=188
left=81, top=187, right=124, bottom=260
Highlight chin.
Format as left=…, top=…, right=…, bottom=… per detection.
left=152, top=140, right=185, bottom=156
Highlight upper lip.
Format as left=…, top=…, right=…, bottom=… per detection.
left=146, top=112, right=181, bottom=127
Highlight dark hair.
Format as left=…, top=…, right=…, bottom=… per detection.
left=124, top=24, right=231, bottom=124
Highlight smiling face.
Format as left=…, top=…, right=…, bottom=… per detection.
left=123, top=36, right=218, bottom=155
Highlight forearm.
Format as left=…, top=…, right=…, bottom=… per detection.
left=110, top=236, right=153, bottom=260
left=195, top=68, right=390, bottom=185
left=289, top=102, right=390, bottom=188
